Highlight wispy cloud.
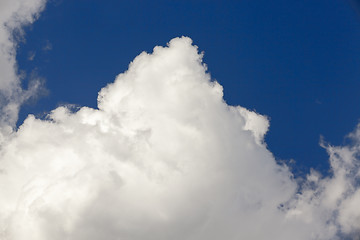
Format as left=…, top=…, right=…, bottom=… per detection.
left=28, top=51, right=36, bottom=61
left=0, top=0, right=47, bottom=138
left=42, top=39, right=52, bottom=52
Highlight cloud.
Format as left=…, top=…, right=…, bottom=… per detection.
left=28, top=51, right=36, bottom=61
left=0, top=36, right=359, bottom=240
left=42, top=40, right=52, bottom=52
left=0, top=0, right=47, bottom=138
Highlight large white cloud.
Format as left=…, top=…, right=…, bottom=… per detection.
left=0, top=35, right=359, bottom=240
left=0, top=0, right=47, bottom=139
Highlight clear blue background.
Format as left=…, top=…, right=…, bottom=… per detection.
left=17, top=0, right=360, bottom=175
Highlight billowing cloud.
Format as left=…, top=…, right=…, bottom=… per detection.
left=0, top=4, right=359, bottom=238
left=0, top=36, right=359, bottom=240
left=0, top=0, right=47, bottom=139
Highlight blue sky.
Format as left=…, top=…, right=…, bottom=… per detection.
left=17, top=0, right=360, bottom=173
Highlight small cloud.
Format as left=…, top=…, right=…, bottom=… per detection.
left=28, top=51, right=36, bottom=61
left=42, top=40, right=52, bottom=52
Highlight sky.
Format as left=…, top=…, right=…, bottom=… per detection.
left=1, top=0, right=360, bottom=239
left=15, top=0, right=360, bottom=173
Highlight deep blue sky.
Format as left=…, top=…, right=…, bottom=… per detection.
left=17, top=0, right=360, bottom=174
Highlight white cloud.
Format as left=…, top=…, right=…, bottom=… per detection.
left=0, top=36, right=359, bottom=240
left=0, top=0, right=47, bottom=138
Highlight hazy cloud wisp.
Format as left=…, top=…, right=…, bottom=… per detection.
left=0, top=0, right=47, bottom=139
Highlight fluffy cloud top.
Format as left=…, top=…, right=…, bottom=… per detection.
left=0, top=0, right=46, bottom=138
left=0, top=36, right=359, bottom=240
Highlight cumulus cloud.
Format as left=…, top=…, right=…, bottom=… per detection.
left=0, top=36, right=360, bottom=240
left=0, top=0, right=47, bottom=138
